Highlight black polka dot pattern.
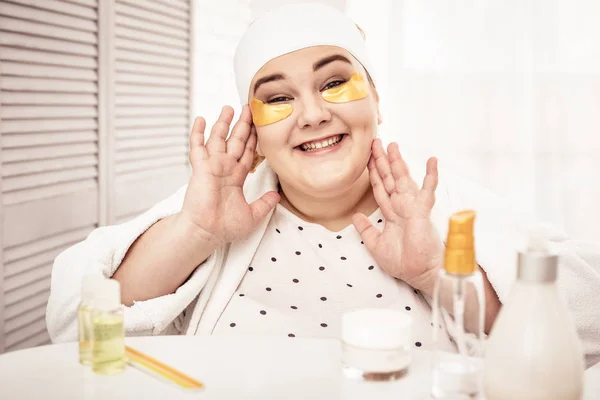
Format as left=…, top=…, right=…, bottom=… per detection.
left=217, top=208, right=429, bottom=347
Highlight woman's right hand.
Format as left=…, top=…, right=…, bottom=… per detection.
left=179, top=105, right=280, bottom=245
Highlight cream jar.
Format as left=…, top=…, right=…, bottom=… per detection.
left=341, top=308, right=412, bottom=381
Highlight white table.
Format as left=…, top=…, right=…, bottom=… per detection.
left=0, top=335, right=598, bottom=399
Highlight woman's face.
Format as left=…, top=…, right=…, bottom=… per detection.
left=249, top=46, right=381, bottom=197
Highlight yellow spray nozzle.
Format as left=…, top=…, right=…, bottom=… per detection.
left=445, top=210, right=476, bottom=275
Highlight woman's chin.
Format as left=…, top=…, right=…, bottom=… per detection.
left=297, top=167, right=363, bottom=195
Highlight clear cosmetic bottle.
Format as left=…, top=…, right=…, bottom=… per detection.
left=78, top=274, right=101, bottom=365
left=91, top=279, right=125, bottom=375
left=431, top=210, right=485, bottom=399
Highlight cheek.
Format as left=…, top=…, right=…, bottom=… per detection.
left=341, top=100, right=378, bottom=131
left=255, top=122, right=293, bottom=156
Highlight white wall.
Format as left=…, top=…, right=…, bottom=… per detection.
left=347, top=0, right=600, bottom=244
left=192, top=0, right=252, bottom=126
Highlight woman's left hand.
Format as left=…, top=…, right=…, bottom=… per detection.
left=352, top=139, right=444, bottom=295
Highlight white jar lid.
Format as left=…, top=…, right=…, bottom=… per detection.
left=342, top=308, right=412, bottom=349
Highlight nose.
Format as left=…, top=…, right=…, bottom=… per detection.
left=296, top=94, right=331, bottom=129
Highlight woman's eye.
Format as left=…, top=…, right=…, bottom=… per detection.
left=267, top=96, right=291, bottom=104
left=323, top=80, right=345, bottom=91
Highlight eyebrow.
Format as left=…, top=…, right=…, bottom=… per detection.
left=252, top=54, right=352, bottom=96
left=253, top=73, right=286, bottom=96
left=312, top=54, right=352, bottom=72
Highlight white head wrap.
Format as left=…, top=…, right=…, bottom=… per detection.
left=233, top=3, right=374, bottom=103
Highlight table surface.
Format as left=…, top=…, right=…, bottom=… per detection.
left=0, top=335, right=598, bottom=400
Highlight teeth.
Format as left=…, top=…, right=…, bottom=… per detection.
left=301, top=135, right=343, bottom=151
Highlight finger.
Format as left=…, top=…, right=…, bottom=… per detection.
left=189, top=117, right=206, bottom=149
left=206, top=106, right=235, bottom=154
left=227, top=105, right=253, bottom=160
left=388, top=142, right=418, bottom=194
left=240, top=130, right=257, bottom=171
left=371, top=139, right=396, bottom=195
left=417, top=157, right=439, bottom=208
left=250, top=191, right=281, bottom=226
left=189, top=117, right=207, bottom=164
left=352, top=213, right=381, bottom=252
left=368, top=157, right=396, bottom=220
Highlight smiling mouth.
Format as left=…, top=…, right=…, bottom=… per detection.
left=298, top=134, right=346, bottom=152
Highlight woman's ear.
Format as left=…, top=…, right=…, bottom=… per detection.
left=249, top=126, right=266, bottom=173
left=251, top=124, right=264, bottom=156
left=255, top=132, right=264, bottom=158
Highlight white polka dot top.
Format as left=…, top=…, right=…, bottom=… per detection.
left=213, top=204, right=451, bottom=350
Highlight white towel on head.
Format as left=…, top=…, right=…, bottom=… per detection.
left=233, top=2, right=375, bottom=103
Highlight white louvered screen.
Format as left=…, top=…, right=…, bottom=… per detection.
left=113, top=0, right=191, bottom=223
left=0, top=0, right=193, bottom=352
left=0, top=0, right=100, bottom=352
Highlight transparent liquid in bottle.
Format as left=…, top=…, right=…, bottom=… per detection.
left=92, top=313, right=125, bottom=375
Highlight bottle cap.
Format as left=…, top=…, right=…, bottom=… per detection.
left=81, top=274, right=103, bottom=302
left=94, top=279, right=122, bottom=310
left=444, top=210, right=476, bottom=275
left=342, top=308, right=412, bottom=349
left=518, top=231, right=558, bottom=282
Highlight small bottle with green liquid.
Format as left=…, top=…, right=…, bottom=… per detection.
left=78, top=274, right=102, bottom=365
left=92, top=278, right=125, bottom=375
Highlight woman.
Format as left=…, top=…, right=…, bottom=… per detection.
left=46, top=3, right=600, bottom=366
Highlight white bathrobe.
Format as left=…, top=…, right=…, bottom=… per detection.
left=45, top=159, right=600, bottom=367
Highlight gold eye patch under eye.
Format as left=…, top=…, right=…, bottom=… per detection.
left=322, top=72, right=369, bottom=103
left=250, top=98, right=293, bottom=127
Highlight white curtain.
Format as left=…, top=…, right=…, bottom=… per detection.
left=348, top=0, right=600, bottom=244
